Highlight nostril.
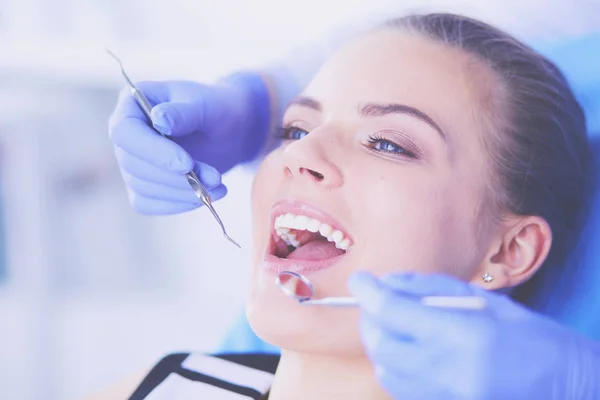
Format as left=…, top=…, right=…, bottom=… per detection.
left=307, top=169, right=324, bottom=180
left=295, top=167, right=326, bottom=181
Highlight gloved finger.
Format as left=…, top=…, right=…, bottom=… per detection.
left=360, top=312, right=420, bottom=373
left=122, top=172, right=227, bottom=204
left=115, top=147, right=222, bottom=190
left=109, top=81, right=192, bottom=125
left=109, top=86, right=150, bottom=124
left=115, top=146, right=192, bottom=189
left=362, top=313, right=463, bottom=385
left=348, top=272, right=474, bottom=339
left=150, top=87, right=236, bottom=137
left=128, top=184, right=228, bottom=215
left=110, top=116, right=193, bottom=173
left=190, top=161, right=223, bottom=190
left=378, top=272, right=484, bottom=297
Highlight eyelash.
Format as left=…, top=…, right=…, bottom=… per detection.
left=366, top=134, right=417, bottom=159
left=278, top=126, right=309, bottom=141
left=278, top=126, right=418, bottom=159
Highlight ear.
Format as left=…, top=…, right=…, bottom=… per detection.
left=473, top=215, right=552, bottom=289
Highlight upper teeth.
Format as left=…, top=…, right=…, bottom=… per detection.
left=274, top=213, right=351, bottom=251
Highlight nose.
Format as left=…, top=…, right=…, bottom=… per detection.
left=282, top=132, right=343, bottom=189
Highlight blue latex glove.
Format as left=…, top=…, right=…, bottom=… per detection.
left=348, top=272, right=600, bottom=400
left=108, top=72, right=272, bottom=214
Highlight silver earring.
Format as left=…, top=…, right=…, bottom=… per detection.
left=482, top=273, right=493, bottom=283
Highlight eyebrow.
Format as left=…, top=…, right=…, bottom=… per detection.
left=289, top=96, right=322, bottom=111
left=288, top=96, right=446, bottom=141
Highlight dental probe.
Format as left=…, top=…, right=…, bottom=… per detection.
left=276, top=271, right=487, bottom=310
left=299, top=296, right=487, bottom=309
left=106, top=50, right=241, bottom=249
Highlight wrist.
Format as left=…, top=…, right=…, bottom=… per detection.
left=218, top=71, right=274, bottom=164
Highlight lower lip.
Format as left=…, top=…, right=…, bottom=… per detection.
left=262, top=237, right=347, bottom=275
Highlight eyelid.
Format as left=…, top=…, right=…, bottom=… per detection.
left=371, top=129, right=423, bottom=157
left=282, top=105, right=317, bottom=126
left=282, top=119, right=313, bottom=133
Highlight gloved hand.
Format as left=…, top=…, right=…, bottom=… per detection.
left=348, top=272, right=600, bottom=400
left=108, top=73, right=272, bottom=214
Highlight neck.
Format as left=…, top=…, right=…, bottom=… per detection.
left=268, top=350, right=391, bottom=400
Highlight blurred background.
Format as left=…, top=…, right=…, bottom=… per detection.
left=0, top=0, right=598, bottom=399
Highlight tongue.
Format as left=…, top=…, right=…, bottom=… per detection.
left=286, top=240, right=345, bottom=260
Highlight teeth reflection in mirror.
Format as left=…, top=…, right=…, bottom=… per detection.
left=276, top=271, right=315, bottom=301
left=282, top=274, right=299, bottom=296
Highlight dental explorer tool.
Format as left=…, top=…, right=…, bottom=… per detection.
left=276, top=271, right=487, bottom=310
left=106, top=50, right=241, bottom=249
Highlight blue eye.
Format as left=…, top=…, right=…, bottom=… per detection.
left=374, top=140, right=401, bottom=152
left=367, top=135, right=417, bottom=158
left=279, top=126, right=309, bottom=141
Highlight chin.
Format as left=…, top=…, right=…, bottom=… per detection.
left=245, top=265, right=365, bottom=356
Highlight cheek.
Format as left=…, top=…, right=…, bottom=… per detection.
left=251, top=152, right=283, bottom=247
left=354, top=169, right=481, bottom=276
left=251, top=152, right=279, bottom=208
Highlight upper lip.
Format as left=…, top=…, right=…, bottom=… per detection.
left=270, top=199, right=353, bottom=241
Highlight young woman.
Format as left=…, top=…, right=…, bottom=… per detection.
left=105, top=13, right=599, bottom=400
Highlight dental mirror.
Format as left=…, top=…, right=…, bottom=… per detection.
left=275, top=271, right=487, bottom=309
left=275, top=271, right=316, bottom=302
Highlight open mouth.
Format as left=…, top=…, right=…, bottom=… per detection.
left=269, top=212, right=353, bottom=262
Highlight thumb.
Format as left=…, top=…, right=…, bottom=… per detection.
left=150, top=87, right=236, bottom=137
left=379, top=273, right=480, bottom=298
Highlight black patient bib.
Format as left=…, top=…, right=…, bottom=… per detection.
left=129, top=353, right=280, bottom=399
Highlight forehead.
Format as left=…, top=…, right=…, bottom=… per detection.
left=304, top=30, right=483, bottom=132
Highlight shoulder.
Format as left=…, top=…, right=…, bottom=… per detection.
left=128, top=352, right=280, bottom=400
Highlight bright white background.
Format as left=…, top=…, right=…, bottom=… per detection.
left=0, top=1, right=598, bottom=399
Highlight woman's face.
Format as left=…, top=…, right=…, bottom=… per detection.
left=247, top=30, right=497, bottom=355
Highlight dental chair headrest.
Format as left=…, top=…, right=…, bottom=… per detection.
left=528, top=132, right=600, bottom=339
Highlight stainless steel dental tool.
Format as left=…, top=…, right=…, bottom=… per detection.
left=106, top=50, right=241, bottom=249
left=276, top=271, right=487, bottom=309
